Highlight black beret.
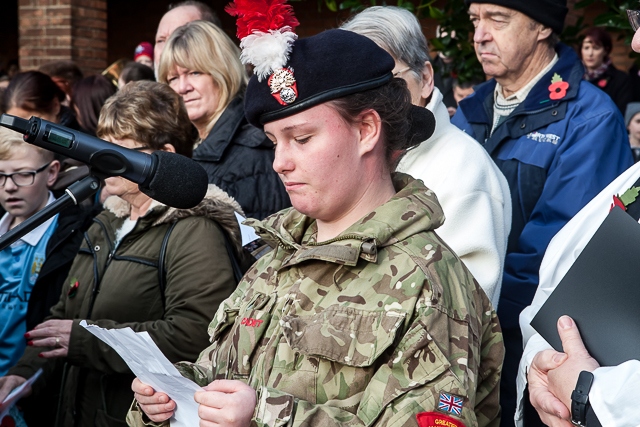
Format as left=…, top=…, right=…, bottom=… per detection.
left=245, top=29, right=395, bottom=127
left=244, top=28, right=435, bottom=147
left=464, top=0, right=567, bottom=34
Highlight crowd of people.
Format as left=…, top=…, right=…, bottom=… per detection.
left=0, top=0, right=638, bottom=426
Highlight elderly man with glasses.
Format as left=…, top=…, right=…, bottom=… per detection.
left=516, top=12, right=640, bottom=427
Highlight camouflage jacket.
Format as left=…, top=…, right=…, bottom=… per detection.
left=127, top=174, right=503, bottom=427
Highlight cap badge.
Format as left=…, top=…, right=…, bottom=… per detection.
left=269, top=67, right=297, bottom=105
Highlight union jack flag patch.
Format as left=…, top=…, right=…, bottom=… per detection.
left=438, top=392, right=464, bottom=416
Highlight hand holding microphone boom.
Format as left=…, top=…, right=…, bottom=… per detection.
left=0, top=114, right=208, bottom=209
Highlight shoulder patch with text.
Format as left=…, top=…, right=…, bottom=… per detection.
left=416, top=412, right=466, bottom=427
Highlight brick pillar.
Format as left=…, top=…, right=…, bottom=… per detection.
left=18, top=0, right=107, bottom=75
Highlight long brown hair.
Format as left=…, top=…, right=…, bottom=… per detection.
left=72, top=75, right=117, bottom=136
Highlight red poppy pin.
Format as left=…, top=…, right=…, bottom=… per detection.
left=610, top=186, right=640, bottom=211
left=548, top=73, right=569, bottom=101
left=597, top=78, right=608, bottom=88
left=68, top=280, right=79, bottom=298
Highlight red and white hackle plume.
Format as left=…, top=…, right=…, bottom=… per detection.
left=225, top=0, right=300, bottom=82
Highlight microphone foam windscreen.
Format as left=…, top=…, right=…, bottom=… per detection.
left=140, top=151, right=209, bottom=209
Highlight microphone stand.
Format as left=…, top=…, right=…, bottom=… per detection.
left=0, top=174, right=100, bottom=251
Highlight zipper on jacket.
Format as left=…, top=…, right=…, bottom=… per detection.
left=307, top=233, right=372, bottom=246
left=276, top=233, right=373, bottom=250
left=85, top=218, right=115, bottom=319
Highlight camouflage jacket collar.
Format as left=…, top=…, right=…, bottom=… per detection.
left=246, top=173, right=444, bottom=266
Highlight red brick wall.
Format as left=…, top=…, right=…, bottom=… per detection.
left=3, top=0, right=636, bottom=77
left=105, top=1, right=361, bottom=65
left=18, top=0, right=107, bottom=75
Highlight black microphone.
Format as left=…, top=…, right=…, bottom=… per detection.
left=0, top=114, right=209, bottom=209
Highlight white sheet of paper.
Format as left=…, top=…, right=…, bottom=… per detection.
left=0, top=368, right=42, bottom=420
left=80, top=321, right=202, bottom=427
left=234, top=211, right=260, bottom=246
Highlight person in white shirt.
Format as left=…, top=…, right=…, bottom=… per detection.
left=341, top=6, right=511, bottom=308
left=518, top=12, right=640, bottom=426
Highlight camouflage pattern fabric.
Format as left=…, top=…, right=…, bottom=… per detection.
left=127, top=173, right=503, bottom=427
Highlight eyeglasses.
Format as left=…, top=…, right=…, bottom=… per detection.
left=392, top=66, right=412, bottom=78
left=628, top=9, right=640, bottom=31
left=0, top=162, right=51, bottom=187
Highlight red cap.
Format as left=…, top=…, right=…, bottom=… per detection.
left=134, top=42, right=154, bottom=61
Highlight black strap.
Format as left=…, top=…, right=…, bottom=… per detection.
left=157, top=221, right=179, bottom=311
left=223, top=233, right=245, bottom=284
left=571, top=370, right=594, bottom=426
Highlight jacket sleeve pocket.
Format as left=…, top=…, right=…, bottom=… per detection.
left=357, top=320, right=451, bottom=425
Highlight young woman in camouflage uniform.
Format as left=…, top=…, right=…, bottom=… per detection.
left=128, top=22, right=504, bottom=427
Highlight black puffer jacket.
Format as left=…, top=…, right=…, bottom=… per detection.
left=193, top=95, right=290, bottom=220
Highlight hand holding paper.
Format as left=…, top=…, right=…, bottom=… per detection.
left=80, top=321, right=202, bottom=427
left=0, top=370, right=41, bottom=421
left=195, top=380, right=256, bottom=427
left=132, top=378, right=176, bottom=423
left=546, top=316, right=599, bottom=411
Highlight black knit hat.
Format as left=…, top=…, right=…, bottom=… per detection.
left=464, top=0, right=568, bottom=34
left=243, top=29, right=435, bottom=146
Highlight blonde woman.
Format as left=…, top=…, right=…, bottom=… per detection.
left=158, top=21, right=290, bottom=219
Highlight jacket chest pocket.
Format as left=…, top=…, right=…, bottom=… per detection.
left=358, top=320, right=453, bottom=425
left=274, top=306, right=405, bottom=405
left=207, top=292, right=273, bottom=380
left=212, top=291, right=274, bottom=379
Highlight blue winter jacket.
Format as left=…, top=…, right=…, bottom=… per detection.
left=452, top=43, right=634, bottom=330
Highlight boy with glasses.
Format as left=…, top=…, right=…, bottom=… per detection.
left=0, top=126, right=93, bottom=418
left=0, top=128, right=92, bottom=425
left=0, top=128, right=61, bottom=377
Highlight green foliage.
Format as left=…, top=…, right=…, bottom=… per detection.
left=565, top=0, right=637, bottom=47
left=425, top=0, right=485, bottom=84
left=560, top=15, right=587, bottom=49
left=313, top=0, right=484, bottom=85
